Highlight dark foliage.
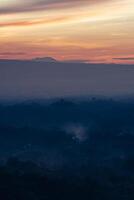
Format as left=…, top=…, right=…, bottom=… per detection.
left=0, top=98, right=134, bottom=199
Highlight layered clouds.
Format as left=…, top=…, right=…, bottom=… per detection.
left=0, top=1, right=106, bottom=14
left=0, top=0, right=134, bottom=63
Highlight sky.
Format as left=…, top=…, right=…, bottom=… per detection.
left=0, top=0, right=134, bottom=63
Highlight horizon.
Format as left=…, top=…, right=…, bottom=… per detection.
left=0, top=57, right=134, bottom=65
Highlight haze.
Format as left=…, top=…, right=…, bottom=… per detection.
left=0, top=61, right=134, bottom=99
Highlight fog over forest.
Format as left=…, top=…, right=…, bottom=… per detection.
left=0, top=60, right=134, bottom=199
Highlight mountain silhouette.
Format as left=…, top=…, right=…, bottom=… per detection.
left=33, top=57, right=58, bottom=63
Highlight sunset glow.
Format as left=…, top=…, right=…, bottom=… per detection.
left=0, top=0, right=134, bottom=63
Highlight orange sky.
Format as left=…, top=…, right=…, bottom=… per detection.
left=0, top=0, right=134, bottom=63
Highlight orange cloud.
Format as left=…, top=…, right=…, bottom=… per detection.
left=0, top=16, right=72, bottom=27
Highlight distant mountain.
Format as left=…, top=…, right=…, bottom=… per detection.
left=33, top=57, right=58, bottom=63
left=33, top=57, right=89, bottom=64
